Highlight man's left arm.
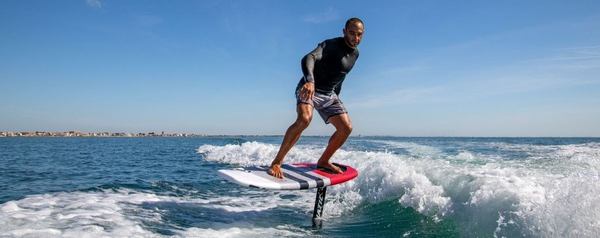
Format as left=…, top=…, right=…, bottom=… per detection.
left=334, top=83, right=342, bottom=95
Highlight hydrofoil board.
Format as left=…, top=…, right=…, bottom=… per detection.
left=218, top=163, right=358, bottom=190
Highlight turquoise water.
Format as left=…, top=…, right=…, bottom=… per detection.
left=1, top=136, right=599, bottom=237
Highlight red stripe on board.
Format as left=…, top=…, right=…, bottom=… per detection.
left=292, top=163, right=358, bottom=186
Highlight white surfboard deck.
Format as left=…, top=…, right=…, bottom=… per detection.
left=218, top=163, right=358, bottom=190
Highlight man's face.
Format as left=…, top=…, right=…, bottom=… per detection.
left=343, top=22, right=364, bottom=48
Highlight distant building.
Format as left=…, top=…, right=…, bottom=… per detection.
left=0, top=130, right=209, bottom=137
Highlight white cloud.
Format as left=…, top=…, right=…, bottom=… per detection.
left=134, top=14, right=163, bottom=27
left=86, top=0, right=102, bottom=8
left=467, top=45, right=600, bottom=96
left=348, top=42, right=600, bottom=110
left=524, top=45, right=600, bottom=70
left=378, top=64, right=431, bottom=78
left=348, top=86, right=444, bottom=108
left=303, top=7, right=340, bottom=24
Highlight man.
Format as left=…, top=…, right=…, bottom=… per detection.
left=268, top=17, right=364, bottom=179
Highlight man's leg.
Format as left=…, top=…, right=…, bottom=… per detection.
left=316, top=113, right=352, bottom=173
left=268, top=103, right=313, bottom=178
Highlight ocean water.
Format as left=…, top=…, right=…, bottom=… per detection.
left=1, top=136, right=599, bottom=237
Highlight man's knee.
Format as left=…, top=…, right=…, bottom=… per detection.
left=295, top=115, right=312, bottom=128
left=295, top=104, right=313, bottom=129
left=336, top=122, right=352, bottom=136
left=338, top=123, right=352, bottom=136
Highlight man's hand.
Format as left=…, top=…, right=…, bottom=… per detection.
left=300, top=82, right=315, bottom=101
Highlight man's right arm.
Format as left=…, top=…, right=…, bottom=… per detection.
left=301, top=42, right=325, bottom=83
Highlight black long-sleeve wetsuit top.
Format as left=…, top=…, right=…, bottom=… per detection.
left=298, top=37, right=360, bottom=96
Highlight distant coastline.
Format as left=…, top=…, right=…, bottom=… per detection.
left=0, top=131, right=205, bottom=137
left=1, top=132, right=598, bottom=138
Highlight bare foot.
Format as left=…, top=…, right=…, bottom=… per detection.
left=268, top=164, right=284, bottom=179
left=316, top=162, right=343, bottom=174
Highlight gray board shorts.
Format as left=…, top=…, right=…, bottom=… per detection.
left=295, top=87, right=348, bottom=124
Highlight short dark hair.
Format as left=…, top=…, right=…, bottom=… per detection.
left=345, top=17, right=364, bottom=29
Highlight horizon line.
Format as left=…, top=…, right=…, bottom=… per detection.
left=1, top=131, right=598, bottom=139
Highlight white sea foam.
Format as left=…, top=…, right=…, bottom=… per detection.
left=197, top=142, right=323, bottom=167
left=366, top=140, right=444, bottom=158
left=0, top=189, right=308, bottom=238
left=0, top=190, right=159, bottom=237
left=180, top=225, right=308, bottom=238
left=3, top=140, right=598, bottom=237
left=199, top=141, right=600, bottom=237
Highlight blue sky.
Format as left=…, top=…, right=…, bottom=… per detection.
left=1, top=0, right=599, bottom=136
